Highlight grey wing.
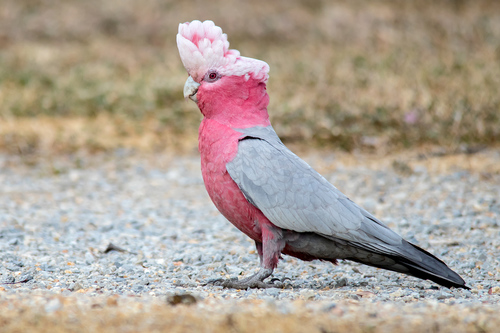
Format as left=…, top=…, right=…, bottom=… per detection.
left=227, top=129, right=404, bottom=253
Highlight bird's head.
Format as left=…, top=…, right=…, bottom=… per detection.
left=177, top=20, right=270, bottom=127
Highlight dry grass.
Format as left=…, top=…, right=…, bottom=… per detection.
left=0, top=295, right=499, bottom=333
left=0, top=115, right=197, bottom=155
left=1, top=0, right=499, bottom=154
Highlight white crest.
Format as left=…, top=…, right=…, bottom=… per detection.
left=177, top=20, right=269, bottom=83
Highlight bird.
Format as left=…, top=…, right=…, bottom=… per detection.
left=176, top=20, right=469, bottom=290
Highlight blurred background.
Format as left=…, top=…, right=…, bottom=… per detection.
left=0, top=0, right=499, bottom=155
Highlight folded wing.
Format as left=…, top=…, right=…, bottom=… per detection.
left=227, top=126, right=404, bottom=253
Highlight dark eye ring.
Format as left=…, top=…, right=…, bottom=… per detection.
left=205, top=70, right=220, bottom=82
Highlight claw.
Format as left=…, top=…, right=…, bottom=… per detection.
left=269, top=276, right=291, bottom=288
left=203, top=268, right=279, bottom=289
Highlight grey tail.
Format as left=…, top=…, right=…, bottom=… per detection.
left=348, top=240, right=469, bottom=289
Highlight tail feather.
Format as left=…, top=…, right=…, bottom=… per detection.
left=284, top=232, right=469, bottom=289
left=349, top=240, right=469, bottom=289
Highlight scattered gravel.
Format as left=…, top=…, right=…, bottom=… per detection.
left=0, top=150, right=499, bottom=307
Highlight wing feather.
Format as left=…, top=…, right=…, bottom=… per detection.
left=227, top=126, right=406, bottom=255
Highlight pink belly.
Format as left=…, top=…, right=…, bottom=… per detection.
left=198, top=119, right=265, bottom=241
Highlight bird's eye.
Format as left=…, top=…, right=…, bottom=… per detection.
left=205, top=70, right=220, bottom=82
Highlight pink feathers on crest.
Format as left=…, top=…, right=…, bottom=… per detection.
left=177, top=20, right=239, bottom=81
left=177, top=20, right=269, bottom=83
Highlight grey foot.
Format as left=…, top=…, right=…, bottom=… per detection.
left=205, top=268, right=284, bottom=289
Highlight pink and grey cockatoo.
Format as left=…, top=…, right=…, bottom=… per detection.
left=176, top=20, right=468, bottom=289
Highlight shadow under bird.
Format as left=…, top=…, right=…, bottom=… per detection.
left=176, top=20, right=469, bottom=290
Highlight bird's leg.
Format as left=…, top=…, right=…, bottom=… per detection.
left=255, top=240, right=263, bottom=265
left=205, top=254, right=280, bottom=289
left=206, top=223, right=286, bottom=289
left=207, top=267, right=276, bottom=289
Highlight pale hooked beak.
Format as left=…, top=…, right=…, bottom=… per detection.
left=183, top=76, right=200, bottom=103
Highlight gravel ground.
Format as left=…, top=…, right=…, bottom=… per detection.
left=0, top=149, right=499, bottom=330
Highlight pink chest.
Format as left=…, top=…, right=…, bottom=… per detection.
left=198, top=119, right=264, bottom=241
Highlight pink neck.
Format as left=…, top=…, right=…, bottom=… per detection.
left=196, top=75, right=271, bottom=128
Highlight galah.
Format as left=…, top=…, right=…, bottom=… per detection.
left=176, top=20, right=468, bottom=289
